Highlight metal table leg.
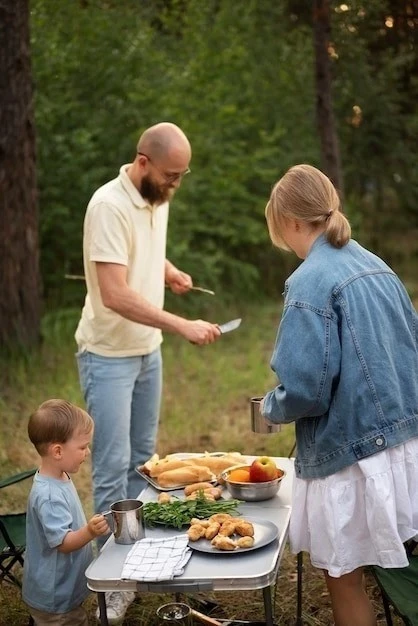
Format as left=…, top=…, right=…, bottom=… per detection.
left=262, top=585, right=275, bottom=626
left=97, top=592, right=109, bottom=626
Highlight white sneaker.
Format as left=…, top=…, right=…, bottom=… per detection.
left=96, top=591, right=136, bottom=624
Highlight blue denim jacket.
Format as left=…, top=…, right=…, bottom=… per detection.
left=262, top=235, right=418, bottom=479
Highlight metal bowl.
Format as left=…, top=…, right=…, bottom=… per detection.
left=221, top=465, right=286, bottom=502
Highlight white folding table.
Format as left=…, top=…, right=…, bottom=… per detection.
left=86, top=455, right=295, bottom=626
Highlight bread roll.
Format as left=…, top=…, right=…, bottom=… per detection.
left=149, top=458, right=193, bottom=478
left=184, top=481, right=215, bottom=496
left=190, top=454, right=247, bottom=474
left=143, top=453, right=159, bottom=473
left=157, top=465, right=213, bottom=488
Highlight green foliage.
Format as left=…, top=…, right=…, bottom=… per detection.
left=143, top=495, right=242, bottom=529
left=329, top=0, right=418, bottom=263
left=30, top=0, right=315, bottom=305
left=30, top=0, right=418, bottom=308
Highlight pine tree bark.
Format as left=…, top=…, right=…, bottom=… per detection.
left=313, top=0, right=344, bottom=197
left=0, top=0, right=41, bottom=349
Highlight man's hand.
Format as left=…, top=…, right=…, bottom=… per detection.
left=165, top=262, right=192, bottom=294
left=181, top=320, right=221, bottom=345
left=87, top=514, right=110, bottom=538
left=166, top=268, right=192, bottom=294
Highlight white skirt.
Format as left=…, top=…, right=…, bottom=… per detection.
left=289, top=437, right=418, bottom=578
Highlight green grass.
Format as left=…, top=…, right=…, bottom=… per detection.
left=0, top=299, right=403, bottom=625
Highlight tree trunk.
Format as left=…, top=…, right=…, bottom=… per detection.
left=313, top=0, right=344, bottom=197
left=0, top=0, right=41, bottom=349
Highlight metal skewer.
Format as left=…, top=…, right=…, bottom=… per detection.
left=191, top=286, right=215, bottom=295
left=65, top=274, right=215, bottom=296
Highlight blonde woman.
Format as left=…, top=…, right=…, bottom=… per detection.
left=261, top=164, right=418, bottom=626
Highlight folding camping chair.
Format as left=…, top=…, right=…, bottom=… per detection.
left=371, top=539, right=418, bottom=626
left=0, top=468, right=36, bottom=588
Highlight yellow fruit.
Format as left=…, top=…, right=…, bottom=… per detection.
left=228, top=468, right=251, bottom=482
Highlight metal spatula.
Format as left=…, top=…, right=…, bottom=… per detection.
left=219, top=318, right=242, bottom=334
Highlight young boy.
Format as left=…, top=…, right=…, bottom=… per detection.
left=22, top=399, right=109, bottom=626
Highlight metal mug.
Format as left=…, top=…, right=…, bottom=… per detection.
left=250, top=396, right=281, bottom=434
left=102, top=499, right=145, bottom=545
left=156, top=602, right=192, bottom=626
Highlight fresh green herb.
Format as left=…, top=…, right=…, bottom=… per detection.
left=143, top=493, right=242, bottom=529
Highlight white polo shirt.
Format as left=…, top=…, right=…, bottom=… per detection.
left=75, top=164, right=169, bottom=357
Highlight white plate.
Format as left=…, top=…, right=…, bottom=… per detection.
left=188, top=518, right=278, bottom=554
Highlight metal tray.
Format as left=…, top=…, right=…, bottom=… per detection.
left=135, top=467, right=175, bottom=491
left=135, top=452, right=243, bottom=492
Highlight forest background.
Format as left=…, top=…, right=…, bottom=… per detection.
left=2, top=0, right=418, bottom=332
left=0, top=0, right=417, bottom=624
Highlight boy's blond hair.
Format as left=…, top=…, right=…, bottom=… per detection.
left=28, top=399, right=93, bottom=456
left=265, top=164, right=351, bottom=250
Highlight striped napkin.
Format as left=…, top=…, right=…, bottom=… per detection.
left=121, top=535, right=192, bottom=582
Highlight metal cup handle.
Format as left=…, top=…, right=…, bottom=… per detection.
left=100, top=510, right=114, bottom=533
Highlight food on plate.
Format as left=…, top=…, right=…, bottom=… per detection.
left=187, top=524, right=206, bottom=541
left=209, top=513, right=233, bottom=524
left=236, top=536, right=254, bottom=548
left=157, top=492, right=172, bottom=504
left=143, top=493, right=241, bottom=529
left=228, top=467, right=251, bottom=482
left=205, top=522, right=221, bottom=540
left=211, top=535, right=237, bottom=551
left=190, top=518, right=210, bottom=527
left=184, top=481, right=215, bottom=496
left=234, top=521, right=254, bottom=537
left=218, top=521, right=236, bottom=537
left=249, top=456, right=278, bottom=482
left=157, top=466, right=214, bottom=488
left=188, top=515, right=257, bottom=551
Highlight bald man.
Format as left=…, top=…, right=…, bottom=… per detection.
left=75, top=123, right=220, bottom=622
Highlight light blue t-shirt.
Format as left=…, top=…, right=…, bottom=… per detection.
left=22, top=472, right=93, bottom=613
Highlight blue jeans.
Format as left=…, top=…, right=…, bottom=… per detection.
left=76, top=348, right=162, bottom=517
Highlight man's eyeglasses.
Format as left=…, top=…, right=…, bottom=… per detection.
left=137, top=151, right=191, bottom=183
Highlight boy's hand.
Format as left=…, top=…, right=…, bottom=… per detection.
left=88, top=514, right=110, bottom=537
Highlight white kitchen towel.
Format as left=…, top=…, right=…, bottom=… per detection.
left=121, top=535, right=192, bottom=582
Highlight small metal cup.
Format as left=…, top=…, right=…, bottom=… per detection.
left=250, top=396, right=281, bottom=434
left=102, top=499, right=145, bottom=545
left=156, top=602, right=192, bottom=626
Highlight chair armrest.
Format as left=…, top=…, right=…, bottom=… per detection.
left=0, top=469, right=36, bottom=489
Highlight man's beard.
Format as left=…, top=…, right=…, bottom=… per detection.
left=139, top=174, right=174, bottom=206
